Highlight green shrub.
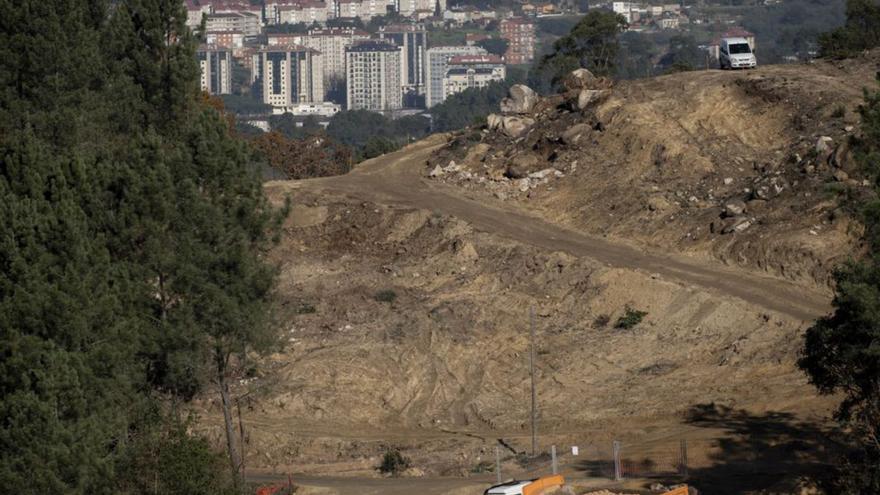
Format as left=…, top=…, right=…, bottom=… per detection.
left=375, top=289, right=397, bottom=303
left=824, top=181, right=849, bottom=198
left=296, top=303, right=317, bottom=314
left=379, top=448, right=410, bottom=476
left=615, top=306, right=647, bottom=329
left=470, top=460, right=495, bottom=474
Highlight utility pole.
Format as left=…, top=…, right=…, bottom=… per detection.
left=529, top=306, right=538, bottom=456
left=495, top=446, right=502, bottom=484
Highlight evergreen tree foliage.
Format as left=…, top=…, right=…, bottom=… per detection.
left=0, top=0, right=283, bottom=491
left=429, top=81, right=512, bottom=131
left=819, top=0, right=880, bottom=58
left=799, top=77, right=880, bottom=493
left=531, top=10, right=627, bottom=91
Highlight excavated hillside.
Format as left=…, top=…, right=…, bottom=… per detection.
left=194, top=54, right=879, bottom=491
left=428, top=53, right=880, bottom=288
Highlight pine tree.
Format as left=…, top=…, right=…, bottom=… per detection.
left=1, top=0, right=285, bottom=491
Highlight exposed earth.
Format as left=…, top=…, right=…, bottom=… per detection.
left=195, top=53, right=880, bottom=494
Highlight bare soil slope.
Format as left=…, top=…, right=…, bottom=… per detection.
left=429, top=54, right=880, bottom=287
left=194, top=56, right=880, bottom=490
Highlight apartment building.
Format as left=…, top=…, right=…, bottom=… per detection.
left=378, top=24, right=427, bottom=96
left=335, top=0, right=396, bottom=20
left=396, top=0, right=445, bottom=16
left=206, top=30, right=244, bottom=49
left=277, top=1, right=329, bottom=24
left=197, top=45, right=233, bottom=95
left=299, top=27, right=370, bottom=97
left=205, top=12, right=261, bottom=37
left=424, top=45, right=487, bottom=108
left=499, top=17, right=535, bottom=65
left=185, top=0, right=212, bottom=29
left=345, top=41, right=402, bottom=111
left=254, top=45, right=325, bottom=109
left=442, top=54, right=505, bottom=100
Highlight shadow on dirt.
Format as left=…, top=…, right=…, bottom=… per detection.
left=682, top=403, right=842, bottom=494
left=568, top=404, right=844, bottom=494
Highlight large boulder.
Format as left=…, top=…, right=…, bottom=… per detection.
left=500, top=115, right=535, bottom=138
left=576, top=89, right=610, bottom=110
left=506, top=152, right=540, bottom=178
left=500, top=84, right=539, bottom=114
left=563, top=68, right=599, bottom=91
left=486, top=113, right=503, bottom=130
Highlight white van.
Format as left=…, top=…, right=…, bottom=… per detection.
left=719, top=37, right=757, bottom=70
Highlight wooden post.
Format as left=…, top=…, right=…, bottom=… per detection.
left=496, top=446, right=502, bottom=484
left=529, top=306, right=537, bottom=456
left=680, top=439, right=689, bottom=477
left=613, top=440, right=622, bottom=481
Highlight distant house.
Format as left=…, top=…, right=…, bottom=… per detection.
left=657, top=16, right=679, bottom=30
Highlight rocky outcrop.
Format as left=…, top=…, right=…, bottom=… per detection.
left=577, top=89, right=610, bottom=110
left=488, top=113, right=535, bottom=138
left=500, top=84, right=539, bottom=114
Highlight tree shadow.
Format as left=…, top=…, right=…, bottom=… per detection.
left=680, top=403, right=844, bottom=494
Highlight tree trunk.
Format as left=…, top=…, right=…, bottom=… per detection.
left=217, top=352, right=241, bottom=486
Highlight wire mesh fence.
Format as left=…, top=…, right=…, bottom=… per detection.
left=542, top=437, right=717, bottom=481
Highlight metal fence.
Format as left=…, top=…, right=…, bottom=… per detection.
left=521, top=438, right=702, bottom=482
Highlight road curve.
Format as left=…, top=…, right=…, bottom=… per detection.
left=266, top=135, right=832, bottom=322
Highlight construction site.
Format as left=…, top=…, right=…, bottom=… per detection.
left=192, top=50, right=880, bottom=494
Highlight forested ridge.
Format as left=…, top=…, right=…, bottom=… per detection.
left=0, top=0, right=283, bottom=493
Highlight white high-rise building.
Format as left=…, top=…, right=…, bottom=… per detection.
left=396, top=0, right=445, bottom=16
left=425, top=45, right=487, bottom=108
left=378, top=24, right=427, bottom=97
left=299, top=27, right=371, bottom=99
left=335, top=0, right=396, bottom=20
left=197, top=45, right=233, bottom=95
left=255, top=45, right=325, bottom=110
left=345, top=41, right=402, bottom=111
left=204, top=12, right=261, bottom=38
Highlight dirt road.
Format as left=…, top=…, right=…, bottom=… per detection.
left=248, top=472, right=490, bottom=495
left=267, top=136, right=831, bottom=321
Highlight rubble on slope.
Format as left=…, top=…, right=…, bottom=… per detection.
left=425, top=57, right=879, bottom=286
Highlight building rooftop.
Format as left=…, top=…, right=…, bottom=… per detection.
left=346, top=40, right=401, bottom=53
left=379, top=23, right=427, bottom=33
left=277, top=1, right=326, bottom=10
left=308, top=27, right=370, bottom=36
left=448, top=54, right=503, bottom=64
left=261, top=44, right=321, bottom=54
left=446, top=67, right=496, bottom=76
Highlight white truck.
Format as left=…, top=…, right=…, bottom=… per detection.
left=719, top=37, right=757, bottom=70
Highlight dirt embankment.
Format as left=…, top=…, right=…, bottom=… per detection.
left=428, top=53, right=880, bottom=288
left=190, top=57, right=879, bottom=486
left=194, top=190, right=830, bottom=477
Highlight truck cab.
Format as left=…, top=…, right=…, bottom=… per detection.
left=719, top=37, right=756, bottom=70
